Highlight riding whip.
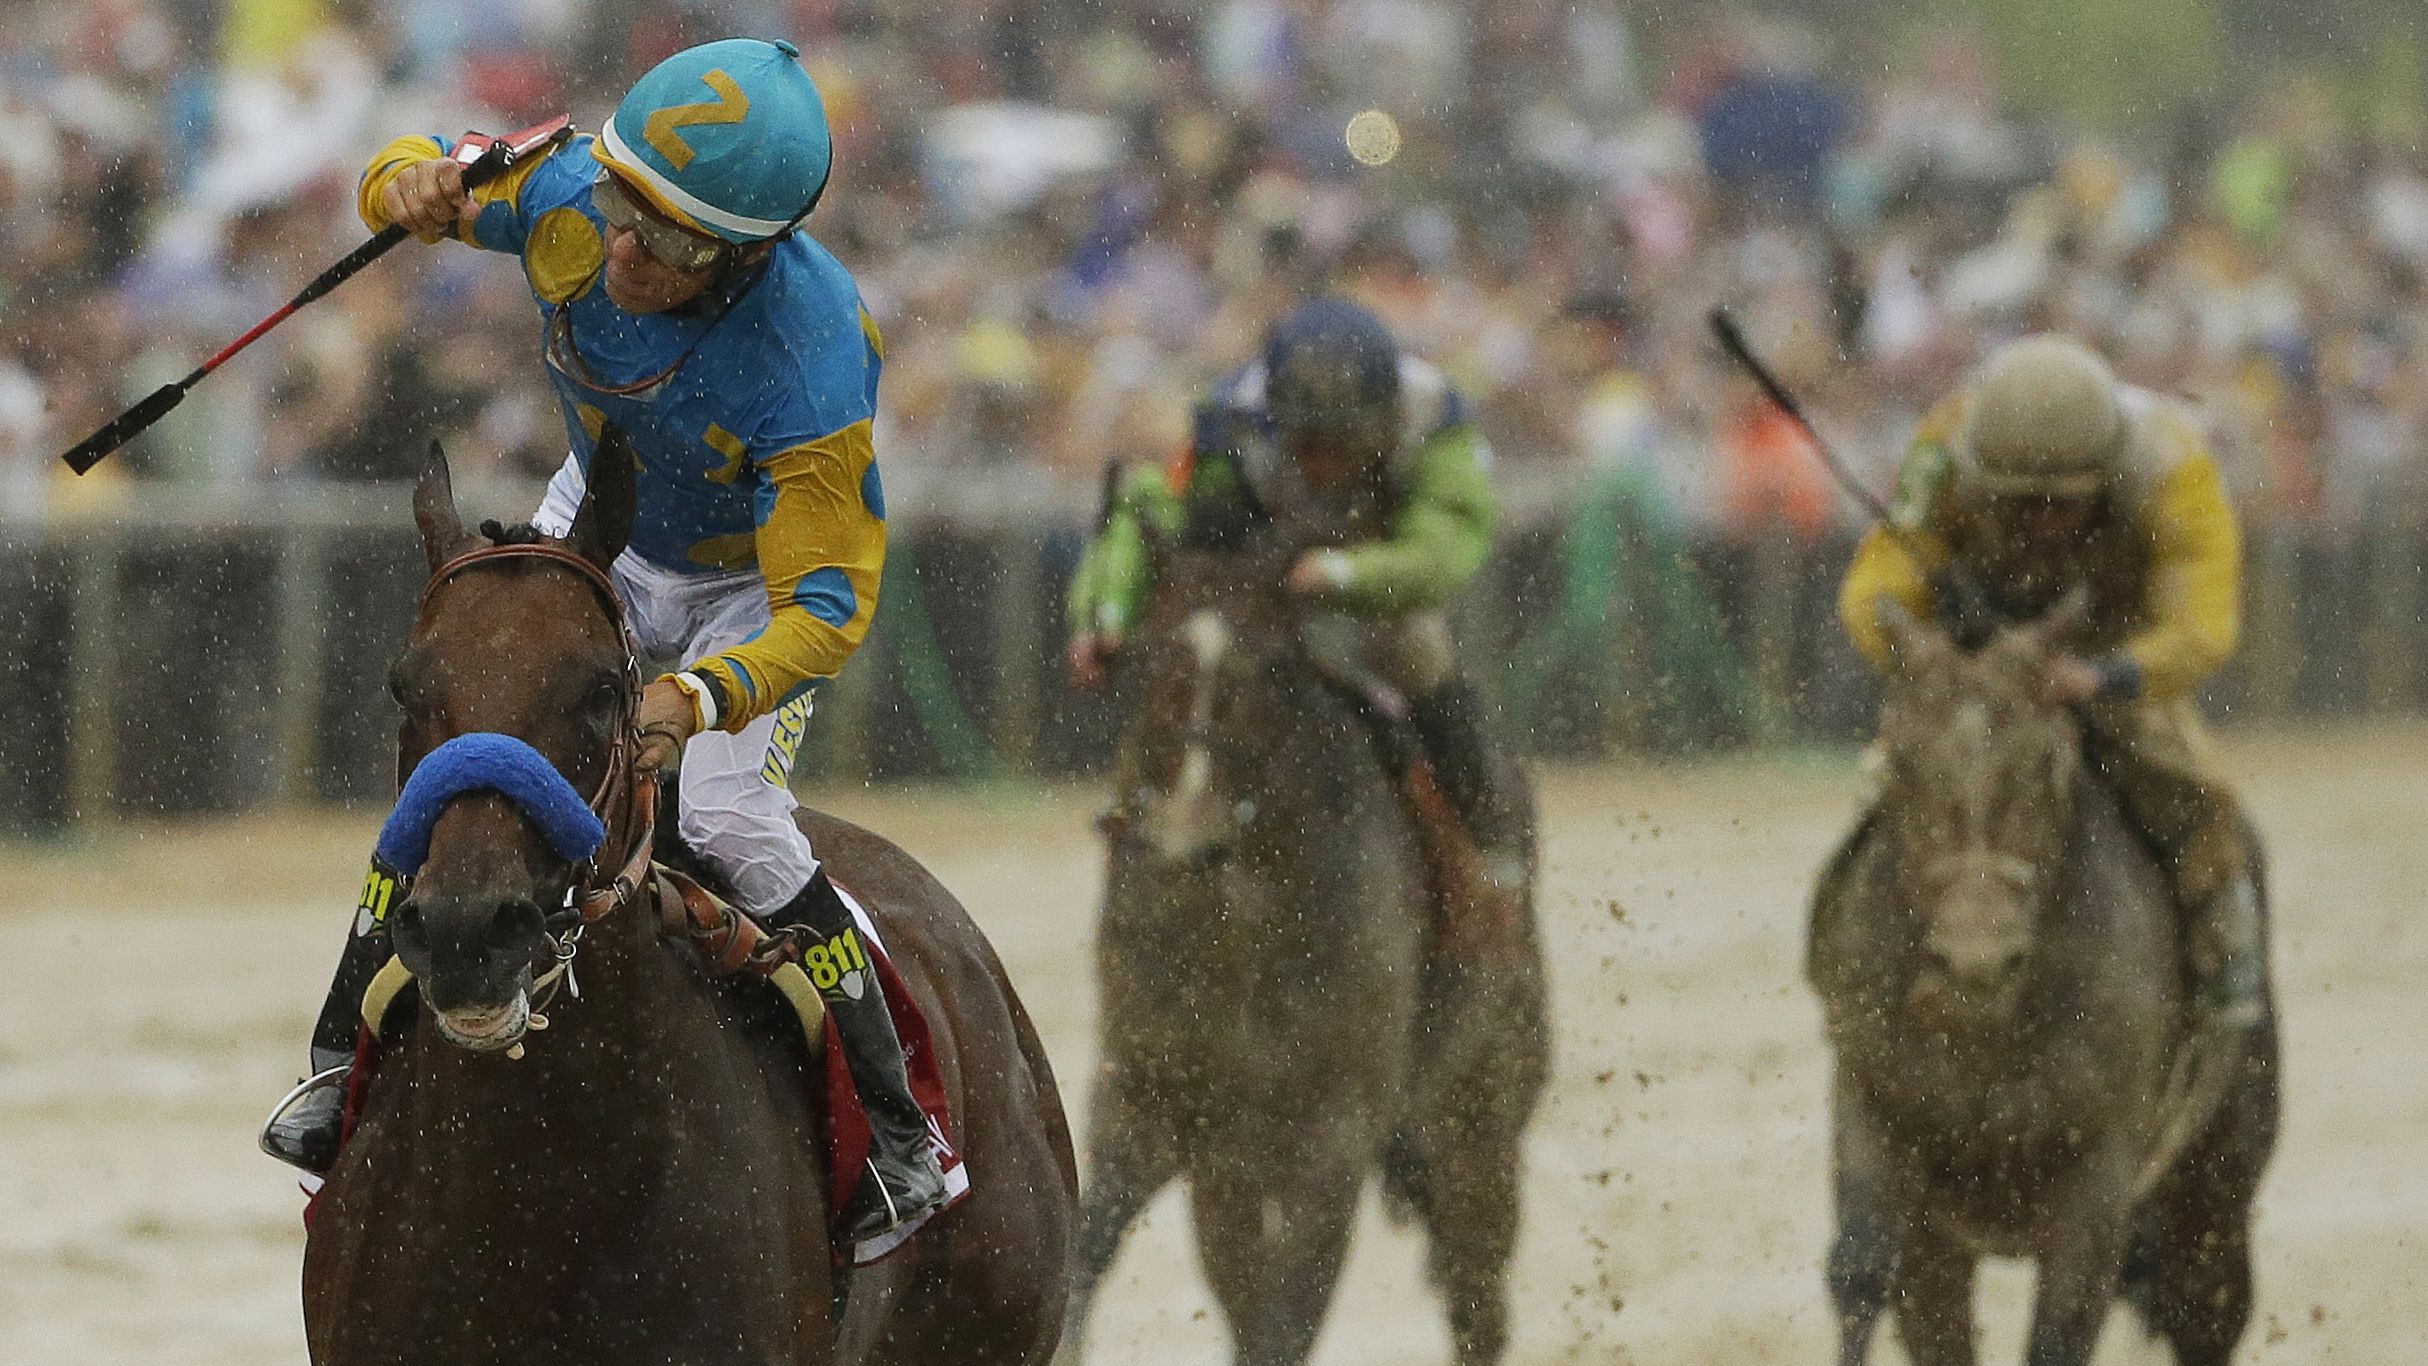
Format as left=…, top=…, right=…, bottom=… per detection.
left=1707, top=306, right=1901, bottom=532
left=1709, top=306, right=2001, bottom=643
left=59, top=115, right=572, bottom=475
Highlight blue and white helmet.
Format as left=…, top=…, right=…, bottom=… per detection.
left=592, top=38, right=833, bottom=244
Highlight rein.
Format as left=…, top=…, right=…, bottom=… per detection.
left=415, top=542, right=657, bottom=936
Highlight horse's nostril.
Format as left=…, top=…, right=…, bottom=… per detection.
left=491, top=899, right=544, bottom=941
left=390, top=899, right=426, bottom=949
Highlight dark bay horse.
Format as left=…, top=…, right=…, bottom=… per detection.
left=302, top=436, right=1076, bottom=1365
left=1061, top=533, right=1548, bottom=1366
left=1809, top=603, right=2278, bottom=1366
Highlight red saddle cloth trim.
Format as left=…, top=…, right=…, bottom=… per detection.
left=312, top=884, right=966, bottom=1259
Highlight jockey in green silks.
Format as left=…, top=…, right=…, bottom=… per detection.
left=1067, top=296, right=1523, bottom=883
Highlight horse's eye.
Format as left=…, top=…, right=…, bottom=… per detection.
left=587, top=678, right=623, bottom=714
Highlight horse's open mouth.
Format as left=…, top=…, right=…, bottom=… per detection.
left=434, top=983, right=533, bottom=1052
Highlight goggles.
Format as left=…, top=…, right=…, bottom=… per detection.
left=592, top=170, right=733, bottom=273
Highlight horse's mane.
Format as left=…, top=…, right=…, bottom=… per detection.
left=478, top=519, right=554, bottom=547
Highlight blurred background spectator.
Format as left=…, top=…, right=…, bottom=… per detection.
left=1, top=0, right=2423, bottom=531
left=0, top=0, right=2424, bottom=820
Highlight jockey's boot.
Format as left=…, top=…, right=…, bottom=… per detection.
left=260, top=919, right=388, bottom=1173
left=1408, top=679, right=1527, bottom=892
left=770, top=868, right=948, bottom=1242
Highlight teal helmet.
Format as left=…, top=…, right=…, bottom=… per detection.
left=593, top=38, right=832, bottom=244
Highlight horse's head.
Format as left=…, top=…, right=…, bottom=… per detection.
left=1121, top=526, right=1307, bottom=866
left=1874, top=590, right=2089, bottom=1033
left=382, top=432, right=640, bottom=1051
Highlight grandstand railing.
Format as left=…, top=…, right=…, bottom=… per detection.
left=0, top=468, right=2416, bottom=833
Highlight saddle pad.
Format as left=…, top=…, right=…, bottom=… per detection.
left=307, top=876, right=970, bottom=1267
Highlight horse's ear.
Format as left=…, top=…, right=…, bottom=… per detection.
left=1878, top=596, right=1949, bottom=679
left=568, top=424, right=638, bottom=568
left=414, top=440, right=476, bottom=572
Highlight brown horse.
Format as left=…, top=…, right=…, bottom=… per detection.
left=1061, top=531, right=1548, bottom=1366
left=302, top=435, right=1077, bottom=1365
left=1808, top=602, right=2278, bottom=1366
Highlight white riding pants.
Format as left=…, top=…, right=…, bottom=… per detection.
left=537, top=456, right=820, bottom=916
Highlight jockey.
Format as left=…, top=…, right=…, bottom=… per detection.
left=1838, top=333, right=2267, bottom=1036
left=261, top=38, right=946, bottom=1241
left=1066, top=296, right=1523, bottom=884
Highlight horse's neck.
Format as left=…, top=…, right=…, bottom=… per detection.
left=1249, top=680, right=1386, bottom=843
left=2043, top=772, right=2179, bottom=989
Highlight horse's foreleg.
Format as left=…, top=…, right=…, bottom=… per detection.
left=1888, top=1214, right=1977, bottom=1366
left=1057, top=1079, right=1181, bottom=1366
left=1827, top=1212, right=1895, bottom=1366
left=1190, top=1148, right=1363, bottom=1366
left=2131, top=1018, right=2278, bottom=1366
left=1406, top=1110, right=1525, bottom=1366
left=1826, top=1082, right=1899, bottom=1366
left=2021, top=1149, right=2142, bottom=1366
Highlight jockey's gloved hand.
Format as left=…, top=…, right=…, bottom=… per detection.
left=381, top=155, right=481, bottom=240
left=637, top=676, right=705, bottom=773
left=1928, top=565, right=1999, bottom=651
left=1286, top=550, right=1354, bottom=598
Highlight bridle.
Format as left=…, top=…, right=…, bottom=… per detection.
left=413, top=542, right=659, bottom=957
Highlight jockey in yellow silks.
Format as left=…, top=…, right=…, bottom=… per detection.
left=1838, top=334, right=2266, bottom=1035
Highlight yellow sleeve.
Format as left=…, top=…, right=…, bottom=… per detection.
left=1842, top=397, right=1964, bottom=670
left=1840, top=523, right=1950, bottom=671
left=356, top=134, right=555, bottom=249
left=686, top=421, right=887, bottom=731
left=2123, top=447, right=2240, bottom=700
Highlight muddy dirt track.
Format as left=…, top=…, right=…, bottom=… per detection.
left=2, top=725, right=2422, bottom=1364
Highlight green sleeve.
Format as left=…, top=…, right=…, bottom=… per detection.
left=1325, top=425, right=1495, bottom=615
left=1066, top=464, right=1185, bottom=637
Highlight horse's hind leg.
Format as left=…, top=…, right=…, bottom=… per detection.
left=1190, top=1151, right=1363, bottom=1366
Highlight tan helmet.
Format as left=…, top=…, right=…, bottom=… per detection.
left=1961, top=335, right=2127, bottom=497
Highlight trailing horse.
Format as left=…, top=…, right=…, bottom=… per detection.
left=301, top=436, right=1076, bottom=1365
left=1808, top=601, right=2279, bottom=1366
left=1061, top=531, right=1548, bottom=1366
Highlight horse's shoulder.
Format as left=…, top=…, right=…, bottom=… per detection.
left=1806, top=800, right=1897, bottom=991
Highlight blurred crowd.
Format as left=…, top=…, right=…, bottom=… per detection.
left=3, top=0, right=2425, bottom=532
